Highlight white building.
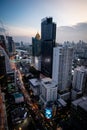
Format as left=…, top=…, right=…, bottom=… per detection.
left=72, top=66, right=87, bottom=91
left=52, top=45, right=73, bottom=91
left=29, top=78, right=41, bottom=95
left=40, top=78, right=57, bottom=106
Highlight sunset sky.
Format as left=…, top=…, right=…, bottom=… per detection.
left=0, top=0, right=87, bottom=43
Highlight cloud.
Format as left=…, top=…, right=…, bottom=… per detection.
left=1, top=22, right=87, bottom=44
left=57, top=22, right=87, bottom=43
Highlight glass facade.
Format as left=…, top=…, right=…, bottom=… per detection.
left=41, top=17, right=56, bottom=77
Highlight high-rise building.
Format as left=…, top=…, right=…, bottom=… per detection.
left=41, top=17, right=56, bottom=41
left=0, top=46, right=11, bottom=72
left=0, top=35, right=7, bottom=53
left=32, top=33, right=41, bottom=70
left=0, top=46, right=12, bottom=90
left=52, top=45, right=73, bottom=91
left=0, top=55, right=6, bottom=89
left=6, top=36, right=15, bottom=55
left=41, top=17, right=56, bottom=77
left=32, top=32, right=41, bottom=57
left=72, top=66, right=87, bottom=92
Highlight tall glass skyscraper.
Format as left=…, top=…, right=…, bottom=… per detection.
left=41, top=17, right=56, bottom=77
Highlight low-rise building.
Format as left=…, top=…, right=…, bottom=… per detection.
left=71, top=96, right=87, bottom=130
left=29, top=78, right=41, bottom=95
left=40, top=78, right=57, bottom=106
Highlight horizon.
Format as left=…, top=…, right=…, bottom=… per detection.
left=0, top=0, right=87, bottom=43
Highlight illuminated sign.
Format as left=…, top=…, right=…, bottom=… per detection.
left=45, top=108, right=52, bottom=119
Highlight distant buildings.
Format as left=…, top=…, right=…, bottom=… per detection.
left=41, top=17, right=56, bottom=77
left=52, top=45, right=73, bottom=92
left=73, top=40, right=87, bottom=67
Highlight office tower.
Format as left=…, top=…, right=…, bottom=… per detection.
left=72, top=66, right=87, bottom=93
left=0, top=46, right=11, bottom=72
left=6, top=36, right=15, bottom=55
left=41, top=17, right=56, bottom=77
left=0, top=35, right=7, bottom=53
left=32, top=33, right=41, bottom=70
left=40, top=78, right=57, bottom=106
left=71, top=97, right=87, bottom=130
left=0, top=55, right=6, bottom=89
left=32, top=32, right=41, bottom=57
left=52, top=45, right=73, bottom=91
left=0, top=45, right=12, bottom=89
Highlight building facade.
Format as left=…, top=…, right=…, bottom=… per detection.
left=32, top=33, right=41, bottom=70
left=6, top=36, right=15, bottom=55
left=32, top=33, right=41, bottom=57
left=0, top=55, right=7, bottom=89
left=41, top=17, right=56, bottom=77
left=72, top=66, right=87, bottom=91
left=0, top=35, right=7, bottom=53
left=71, top=97, right=87, bottom=130
left=40, top=78, right=57, bottom=105
left=52, top=45, right=73, bottom=91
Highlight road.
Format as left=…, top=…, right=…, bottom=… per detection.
left=11, top=57, right=55, bottom=130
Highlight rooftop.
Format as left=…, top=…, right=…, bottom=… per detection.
left=29, top=78, right=40, bottom=87
left=78, top=99, right=87, bottom=112
left=72, top=96, right=87, bottom=111
left=41, top=78, right=57, bottom=88
left=12, top=92, right=23, bottom=98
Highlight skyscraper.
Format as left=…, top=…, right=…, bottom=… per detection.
left=32, top=33, right=41, bottom=70
left=0, top=46, right=11, bottom=72
left=52, top=45, right=73, bottom=91
left=0, top=55, right=6, bottom=89
left=32, top=32, right=41, bottom=57
left=0, top=35, right=7, bottom=53
left=72, top=66, right=87, bottom=92
left=41, top=17, right=56, bottom=77
left=6, top=36, right=15, bottom=55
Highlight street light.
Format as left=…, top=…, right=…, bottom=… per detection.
left=19, top=127, right=22, bottom=130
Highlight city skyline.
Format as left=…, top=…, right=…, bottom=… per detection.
left=0, top=0, right=87, bottom=43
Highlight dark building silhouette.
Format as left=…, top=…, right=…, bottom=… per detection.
left=0, top=55, right=7, bottom=89
left=0, top=35, right=7, bottom=52
left=6, top=36, right=15, bottom=55
left=32, top=32, right=41, bottom=56
left=41, top=17, right=56, bottom=77
left=71, top=97, right=87, bottom=130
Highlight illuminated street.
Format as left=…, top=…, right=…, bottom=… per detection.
left=9, top=56, right=56, bottom=130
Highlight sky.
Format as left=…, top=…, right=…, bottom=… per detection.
left=0, top=0, right=87, bottom=43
